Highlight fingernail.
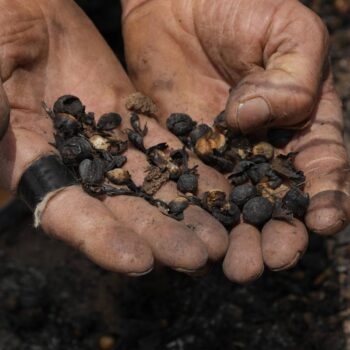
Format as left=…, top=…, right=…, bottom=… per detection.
left=237, top=97, right=270, bottom=133
left=127, top=267, right=153, bottom=277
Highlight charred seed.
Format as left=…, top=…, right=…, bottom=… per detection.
left=177, top=173, right=198, bottom=194
left=106, top=168, right=131, bottom=185
left=167, top=113, right=196, bottom=136
left=243, top=196, right=273, bottom=227
left=252, top=142, right=274, bottom=160
left=168, top=197, right=189, bottom=215
left=97, top=113, right=122, bottom=131
left=53, top=95, right=84, bottom=117
left=229, top=183, right=258, bottom=207
left=282, top=187, right=310, bottom=218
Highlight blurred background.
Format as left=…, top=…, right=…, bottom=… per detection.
left=0, top=1, right=350, bottom=349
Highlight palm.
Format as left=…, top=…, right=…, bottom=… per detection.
left=0, top=0, right=232, bottom=276
left=123, top=0, right=349, bottom=281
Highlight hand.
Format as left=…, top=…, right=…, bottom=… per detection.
left=0, top=0, right=232, bottom=276
left=122, top=0, right=350, bottom=282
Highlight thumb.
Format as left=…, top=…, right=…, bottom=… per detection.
left=225, top=4, right=329, bottom=134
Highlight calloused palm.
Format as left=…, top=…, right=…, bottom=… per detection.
left=0, top=0, right=240, bottom=276
left=122, top=0, right=349, bottom=282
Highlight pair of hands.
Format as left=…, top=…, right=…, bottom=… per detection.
left=0, top=0, right=348, bottom=283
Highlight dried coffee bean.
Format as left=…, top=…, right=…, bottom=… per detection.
left=168, top=197, right=189, bottom=215
left=242, top=197, right=273, bottom=227
left=97, top=113, right=122, bottom=131
left=53, top=112, right=81, bottom=138
left=282, top=187, right=309, bottom=218
left=177, top=173, right=198, bottom=194
left=272, top=199, right=294, bottom=223
left=267, top=128, right=295, bottom=148
left=106, top=168, right=131, bottom=185
left=59, top=136, right=93, bottom=164
left=167, top=163, right=182, bottom=181
left=229, top=173, right=249, bottom=186
left=229, top=183, right=258, bottom=207
left=189, top=124, right=211, bottom=146
left=211, top=156, right=235, bottom=173
left=79, top=158, right=105, bottom=185
left=126, top=130, right=146, bottom=152
left=81, top=112, right=95, bottom=126
left=252, top=142, right=274, bottom=160
left=195, top=137, right=213, bottom=157
left=89, top=135, right=111, bottom=151
left=202, top=190, right=226, bottom=211
left=167, top=113, right=196, bottom=136
left=231, top=161, right=255, bottom=175
left=53, top=95, right=84, bottom=117
left=247, top=163, right=271, bottom=184
left=250, top=155, right=268, bottom=164
left=104, top=155, right=127, bottom=171
left=211, top=202, right=240, bottom=228
left=213, top=110, right=227, bottom=132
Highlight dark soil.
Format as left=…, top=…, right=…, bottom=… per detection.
left=0, top=1, right=349, bottom=349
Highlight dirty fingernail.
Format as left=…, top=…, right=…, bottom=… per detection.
left=237, top=97, right=270, bottom=134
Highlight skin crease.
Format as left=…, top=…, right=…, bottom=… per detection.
left=122, top=0, right=350, bottom=281
left=0, top=0, right=236, bottom=276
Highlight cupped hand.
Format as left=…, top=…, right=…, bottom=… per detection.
left=0, top=0, right=232, bottom=276
left=122, top=0, right=350, bottom=283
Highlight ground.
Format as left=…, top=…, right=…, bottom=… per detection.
left=0, top=1, right=349, bottom=349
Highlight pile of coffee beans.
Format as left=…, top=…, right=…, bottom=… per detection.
left=166, top=112, right=309, bottom=228
left=45, top=95, right=309, bottom=229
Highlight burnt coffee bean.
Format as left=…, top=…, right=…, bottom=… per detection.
left=213, top=110, right=227, bottom=131
left=267, top=128, right=295, bottom=148
left=195, top=137, right=213, bottom=157
left=97, top=113, right=122, bottom=131
left=252, top=142, right=274, bottom=160
left=127, top=129, right=146, bottom=152
left=89, top=135, right=111, bottom=151
left=189, top=124, right=211, bottom=146
left=247, top=163, right=271, bottom=184
left=250, top=155, right=268, bottom=164
left=229, top=173, right=249, bottom=186
left=242, top=197, right=273, bottom=227
left=169, top=197, right=189, bottom=215
left=231, top=161, right=255, bottom=175
left=81, top=112, right=95, bottom=126
left=59, top=136, right=93, bottom=164
left=167, top=163, right=182, bottom=181
left=53, top=95, right=84, bottom=117
left=177, top=173, right=198, bottom=194
left=229, top=183, right=258, bottom=207
left=53, top=112, right=81, bottom=138
left=211, top=202, right=240, bottom=228
left=202, top=190, right=226, bottom=211
left=167, top=113, right=196, bottom=136
left=79, top=158, right=105, bottom=185
left=105, top=155, right=127, bottom=171
left=282, top=187, right=310, bottom=218
left=106, top=168, right=131, bottom=185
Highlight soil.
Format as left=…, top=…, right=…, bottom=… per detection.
left=0, top=1, right=350, bottom=349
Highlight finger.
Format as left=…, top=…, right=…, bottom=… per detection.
left=289, top=78, right=350, bottom=235
left=225, top=3, right=329, bottom=133
left=262, top=219, right=309, bottom=271
left=104, top=195, right=208, bottom=272
left=223, top=223, right=264, bottom=284
left=155, top=181, right=229, bottom=261
left=0, top=126, right=154, bottom=275
left=41, top=186, right=154, bottom=275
